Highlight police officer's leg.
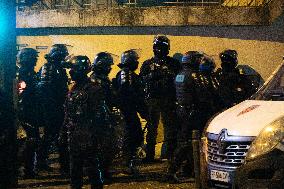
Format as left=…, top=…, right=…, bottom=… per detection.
left=167, top=106, right=193, bottom=182
left=70, top=149, right=84, bottom=189
left=160, top=100, right=178, bottom=161
left=40, top=109, right=64, bottom=171
left=99, top=135, right=115, bottom=181
left=123, top=110, right=143, bottom=160
left=87, top=148, right=103, bottom=189
left=145, top=99, right=160, bottom=162
left=22, top=123, right=39, bottom=177
left=122, top=110, right=135, bottom=162
left=58, top=126, right=69, bottom=176
left=39, top=114, right=55, bottom=169
left=23, top=138, right=37, bottom=177
left=131, top=112, right=144, bottom=153
left=178, top=107, right=195, bottom=177
left=122, top=111, right=143, bottom=174
left=168, top=142, right=192, bottom=175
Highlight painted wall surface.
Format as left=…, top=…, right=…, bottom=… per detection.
left=17, top=35, right=284, bottom=80
left=16, top=6, right=269, bottom=28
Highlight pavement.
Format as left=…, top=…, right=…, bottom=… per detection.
left=17, top=159, right=196, bottom=189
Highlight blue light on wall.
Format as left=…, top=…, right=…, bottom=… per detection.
left=0, top=4, right=8, bottom=38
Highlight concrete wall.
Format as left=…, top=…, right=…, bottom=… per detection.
left=16, top=11, right=284, bottom=80
left=17, top=6, right=270, bottom=27
left=267, top=0, right=284, bottom=23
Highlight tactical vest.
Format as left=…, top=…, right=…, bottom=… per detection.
left=38, top=62, right=68, bottom=105
left=141, top=56, right=180, bottom=100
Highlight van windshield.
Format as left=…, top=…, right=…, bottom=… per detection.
left=252, top=63, right=284, bottom=101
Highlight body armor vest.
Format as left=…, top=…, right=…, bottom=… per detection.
left=38, top=62, right=68, bottom=105
left=175, top=67, right=220, bottom=113
left=90, top=73, right=113, bottom=108
left=175, top=68, right=197, bottom=106
left=17, top=68, right=39, bottom=126
left=140, top=56, right=181, bottom=100
left=114, top=69, right=142, bottom=106
left=217, top=69, right=255, bottom=108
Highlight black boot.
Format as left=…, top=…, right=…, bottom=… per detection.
left=163, top=173, right=180, bottom=184
left=91, top=184, right=103, bottom=189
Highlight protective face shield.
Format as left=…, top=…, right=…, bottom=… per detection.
left=199, top=55, right=216, bottom=73
left=69, top=55, right=91, bottom=82
left=118, top=49, right=140, bottom=71
left=220, top=49, right=238, bottom=72
left=47, top=44, right=69, bottom=62
left=17, top=48, right=39, bottom=69
left=182, top=51, right=204, bottom=70
left=153, top=35, right=170, bottom=58
left=92, top=52, right=114, bottom=75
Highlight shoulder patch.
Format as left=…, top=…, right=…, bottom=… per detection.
left=176, top=74, right=185, bottom=82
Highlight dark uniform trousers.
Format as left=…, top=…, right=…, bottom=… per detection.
left=69, top=132, right=103, bottom=189
left=121, top=108, right=144, bottom=161
left=168, top=105, right=202, bottom=174
left=146, top=98, right=178, bottom=161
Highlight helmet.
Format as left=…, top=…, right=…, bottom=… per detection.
left=118, top=49, right=139, bottom=71
left=46, top=44, right=69, bottom=62
left=69, top=55, right=91, bottom=81
left=182, top=51, right=204, bottom=70
left=199, top=55, right=216, bottom=73
left=219, top=49, right=238, bottom=71
left=92, top=52, right=114, bottom=75
left=153, top=35, right=170, bottom=57
left=17, top=48, right=38, bottom=68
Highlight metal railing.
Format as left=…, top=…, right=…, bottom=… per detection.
left=222, top=0, right=272, bottom=6
left=16, top=0, right=274, bottom=10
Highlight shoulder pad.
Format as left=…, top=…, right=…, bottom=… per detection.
left=143, top=59, right=153, bottom=65
left=91, top=78, right=102, bottom=85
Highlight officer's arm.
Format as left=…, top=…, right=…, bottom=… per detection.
left=139, top=60, right=150, bottom=78
left=243, top=76, right=257, bottom=98
left=174, top=58, right=182, bottom=74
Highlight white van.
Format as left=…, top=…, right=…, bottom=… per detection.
left=203, top=61, right=284, bottom=188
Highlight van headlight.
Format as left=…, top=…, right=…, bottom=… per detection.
left=246, top=116, right=284, bottom=161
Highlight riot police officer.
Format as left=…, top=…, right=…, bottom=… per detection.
left=16, top=48, right=40, bottom=178
left=90, top=52, right=117, bottom=179
left=90, top=52, right=114, bottom=108
left=199, top=54, right=222, bottom=113
left=140, top=35, right=181, bottom=162
left=113, top=50, right=148, bottom=172
left=217, top=49, right=256, bottom=109
left=37, top=44, right=69, bottom=170
left=168, top=51, right=219, bottom=182
left=64, top=56, right=108, bottom=189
